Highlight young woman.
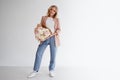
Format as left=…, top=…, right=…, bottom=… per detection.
left=28, top=5, right=61, bottom=78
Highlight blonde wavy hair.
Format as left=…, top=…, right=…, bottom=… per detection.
left=47, top=5, right=58, bottom=18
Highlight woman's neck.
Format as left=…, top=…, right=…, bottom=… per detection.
left=48, top=15, right=54, bottom=17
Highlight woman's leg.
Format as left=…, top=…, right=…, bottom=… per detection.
left=49, top=36, right=57, bottom=71
left=33, top=40, right=48, bottom=72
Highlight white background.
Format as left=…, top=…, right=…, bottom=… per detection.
left=0, top=0, right=120, bottom=71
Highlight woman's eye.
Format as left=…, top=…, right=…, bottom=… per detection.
left=51, top=9, right=56, bottom=12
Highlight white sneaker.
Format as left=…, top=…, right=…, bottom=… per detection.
left=27, top=71, right=37, bottom=78
left=49, top=71, right=55, bottom=77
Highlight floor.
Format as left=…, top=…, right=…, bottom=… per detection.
left=0, top=66, right=120, bottom=80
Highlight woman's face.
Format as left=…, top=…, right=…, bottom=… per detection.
left=49, top=7, right=57, bottom=17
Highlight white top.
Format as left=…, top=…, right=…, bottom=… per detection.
left=46, top=17, right=55, bottom=33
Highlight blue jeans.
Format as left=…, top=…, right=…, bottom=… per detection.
left=33, top=36, right=57, bottom=72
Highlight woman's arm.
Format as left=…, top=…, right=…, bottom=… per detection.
left=55, top=18, right=61, bottom=35
left=34, top=24, right=41, bottom=34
